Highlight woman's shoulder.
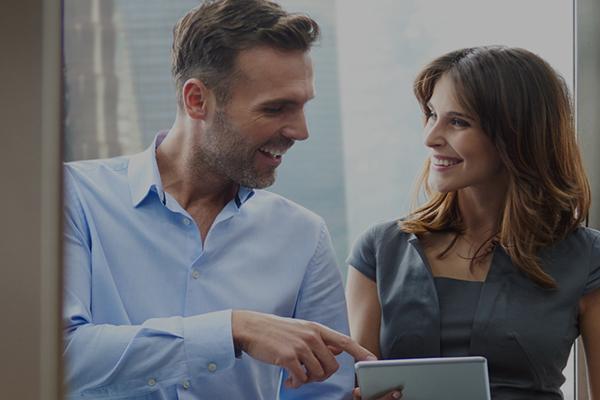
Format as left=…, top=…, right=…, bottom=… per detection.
left=347, top=218, right=416, bottom=277
left=542, top=227, right=600, bottom=288
left=559, top=226, right=600, bottom=251
left=562, top=227, right=600, bottom=295
left=350, top=218, right=416, bottom=257
left=360, top=218, right=413, bottom=241
left=572, top=226, right=600, bottom=238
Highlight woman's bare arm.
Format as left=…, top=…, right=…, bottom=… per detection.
left=346, top=267, right=383, bottom=359
left=580, top=287, right=600, bottom=399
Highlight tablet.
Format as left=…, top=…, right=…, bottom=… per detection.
left=355, top=356, right=491, bottom=400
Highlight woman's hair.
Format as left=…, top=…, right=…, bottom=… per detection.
left=401, top=46, right=591, bottom=289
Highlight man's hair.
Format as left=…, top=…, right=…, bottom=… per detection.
left=171, top=0, right=320, bottom=109
left=402, top=46, right=591, bottom=289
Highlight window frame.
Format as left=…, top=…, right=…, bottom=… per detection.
left=574, top=0, right=600, bottom=397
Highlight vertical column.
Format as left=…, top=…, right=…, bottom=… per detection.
left=575, top=0, right=600, bottom=398
left=40, top=0, right=64, bottom=398
left=576, top=0, right=600, bottom=228
left=0, top=0, right=63, bottom=398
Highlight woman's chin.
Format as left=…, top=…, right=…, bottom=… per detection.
left=428, top=181, right=455, bottom=194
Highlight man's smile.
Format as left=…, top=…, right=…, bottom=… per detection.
left=259, top=146, right=288, bottom=159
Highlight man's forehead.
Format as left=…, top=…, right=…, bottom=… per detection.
left=234, top=47, right=313, bottom=77
left=230, top=47, right=315, bottom=103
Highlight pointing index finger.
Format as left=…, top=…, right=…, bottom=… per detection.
left=319, top=326, right=377, bottom=361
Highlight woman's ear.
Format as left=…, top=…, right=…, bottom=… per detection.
left=182, top=78, right=213, bottom=120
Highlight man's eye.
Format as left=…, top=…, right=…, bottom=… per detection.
left=264, top=107, right=282, bottom=114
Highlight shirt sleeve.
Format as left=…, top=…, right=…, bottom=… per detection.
left=584, top=231, right=600, bottom=296
left=62, top=176, right=236, bottom=399
left=346, top=223, right=378, bottom=282
left=277, top=219, right=354, bottom=400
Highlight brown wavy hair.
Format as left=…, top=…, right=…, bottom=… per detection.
left=171, top=0, right=320, bottom=109
left=401, top=46, right=591, bottom=289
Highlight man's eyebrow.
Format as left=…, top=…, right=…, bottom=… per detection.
left=259, top=99, right=299, bottom=107
left=259, top=94, right=316, bottom=107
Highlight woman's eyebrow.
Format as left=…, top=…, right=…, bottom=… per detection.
left=426, top=102, right=475, bottom=121
left=446, top=111, right=476, bottom=122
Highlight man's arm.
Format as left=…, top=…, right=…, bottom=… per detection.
left=64, top=297, right=236, bottom=398
left=269, top=220, right=362, bottom=399
left=62, top=184, right=239, bottom=398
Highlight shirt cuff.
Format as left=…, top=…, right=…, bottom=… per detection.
left=183, top=309, right=237, bottom=376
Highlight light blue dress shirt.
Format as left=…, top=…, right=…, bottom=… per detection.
left=63, top=131, right=353, bottom=399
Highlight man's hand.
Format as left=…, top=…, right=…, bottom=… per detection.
left=232, top=310, right=377, bottom=389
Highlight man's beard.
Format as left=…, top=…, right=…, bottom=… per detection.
left=191, top=108, right=292, bottom=189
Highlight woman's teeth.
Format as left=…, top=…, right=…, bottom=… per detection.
left=432, top=158, right=461, bottom=166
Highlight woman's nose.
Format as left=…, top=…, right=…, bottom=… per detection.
left=423, top=120, right=444, bottom=148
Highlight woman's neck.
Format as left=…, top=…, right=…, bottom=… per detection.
left=456, top=183, right=507, bottom=241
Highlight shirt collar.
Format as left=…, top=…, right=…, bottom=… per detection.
left=235, top=186, right=255, bottom=208
left=128, top=130, right=168, bottom=207
left=128, top=130, right=255, bottom=208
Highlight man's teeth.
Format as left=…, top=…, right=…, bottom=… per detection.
left=432, top=158, right=460, bottom=166
left=260, top=147, right=286, bottom=156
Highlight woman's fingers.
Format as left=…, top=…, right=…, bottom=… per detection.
left=353, top=387, right=403, bottom=400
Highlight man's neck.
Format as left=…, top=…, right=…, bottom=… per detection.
left=155, top=123, right=239, bottom=242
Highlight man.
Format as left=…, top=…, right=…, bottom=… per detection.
left=63, top=1, right=375, bottom=399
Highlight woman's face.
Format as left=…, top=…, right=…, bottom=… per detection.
left=423, top=74, right=505, bottom=194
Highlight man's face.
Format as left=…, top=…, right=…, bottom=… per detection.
left=194, top=47, right=315, bottom=189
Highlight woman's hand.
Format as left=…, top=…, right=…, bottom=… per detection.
left=352, top=387, right=402, bottom=400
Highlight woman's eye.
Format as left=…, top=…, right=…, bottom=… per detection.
left=426, top=110, right=437, bottom=120
left=452, top=118, right=470, bottom=127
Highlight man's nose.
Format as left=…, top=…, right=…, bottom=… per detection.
left=281, top=110, right=309, bottom=141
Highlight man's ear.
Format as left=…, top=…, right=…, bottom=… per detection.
left=182, top=78, right=213, bottom=120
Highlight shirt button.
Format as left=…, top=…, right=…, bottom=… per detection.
left=182, top=381, right=190, bottom=389
left=208, top=363, right=217, bottom=372
left=192, top=270, right=200, bottom=279
left=148, top=379, right=156, bottom=386
left=183, top=218, right=191, bottom=225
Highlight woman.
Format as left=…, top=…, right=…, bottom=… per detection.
left=347, top=46, right=600, bottom=400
